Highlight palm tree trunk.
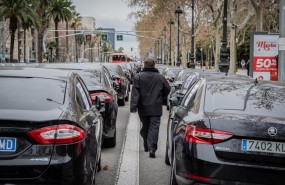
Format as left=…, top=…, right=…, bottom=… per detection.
left=66, top=22, right=69, bottom=62
left=55, top=20, right=59, bottom=62
left=18, top=25, right=20, bottom=63
left=9, top=18, right=18, bottom=63
left=74, top=27, right=78, bottom=62
left=24, top=29, right=26, bottom=63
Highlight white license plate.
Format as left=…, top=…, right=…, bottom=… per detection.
left=242, top=139, right=285, bottom=154
left=0, top=137, right=17, bottom=152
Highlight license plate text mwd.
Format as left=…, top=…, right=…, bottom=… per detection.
left=0, top=138, right=16, bottom=152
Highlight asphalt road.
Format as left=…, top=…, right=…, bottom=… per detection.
left=96, top=101, right=130, bottom=185
left=95, top=100, right=171, bottom=185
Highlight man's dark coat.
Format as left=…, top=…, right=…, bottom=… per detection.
left=130, top=68, right=171, bottom=116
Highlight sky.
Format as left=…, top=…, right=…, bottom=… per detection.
left=71, top=0, right=139, bottom=58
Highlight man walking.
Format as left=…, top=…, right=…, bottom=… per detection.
left=130, top=58, right=170, bottom=158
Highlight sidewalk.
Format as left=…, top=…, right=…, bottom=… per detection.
left=236, top=69, right=249, bottom=76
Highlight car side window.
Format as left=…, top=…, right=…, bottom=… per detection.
left=181, top=80, right=202, bottom=108
left=103, top=72, right=112, bottom=89
left=76, top=77, right=91, bottom=110
left=189, top=85, right=204, bottom=114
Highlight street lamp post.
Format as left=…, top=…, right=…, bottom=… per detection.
left=169, top=21, right=174, bottom=66
left=188, top=0, right=195, bottom=68
left=175, top=6, right=183, bottom=67
left=220, top=0, right=230, bottom=72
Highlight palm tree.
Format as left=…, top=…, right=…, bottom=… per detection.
left=36, top=0, right=50, bottom=63
left=22, top=2, right=39, bottom=63
left=65, top=2, right=75, bottom=62
left=46, top=0, right=73, bottom=62
left=0, top=0, right=35, bottom=62
left=70, top=12, right=82, bottom=62
left=46, top=41, right=57, bottom=62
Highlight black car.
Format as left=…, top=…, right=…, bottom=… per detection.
left=0, top=67, right=103, bottom=185
left=166, top=76, right=285, bottom=185
left=40, top=63, right=118, bottom=147
left=102, top=63, right=130, bottom=106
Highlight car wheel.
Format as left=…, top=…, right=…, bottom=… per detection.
left=165, top=142, right=170, bottom=165
left=104, top=131, right=116, bottom=148
left=97, top=154, right=102, bottom=172
left=170, top=151, right=178, bottom=185
left=125, top=92, right=129, bottom=101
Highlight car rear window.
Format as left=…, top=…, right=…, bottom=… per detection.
left=204, top=80, right=285, bottom=118
left=204, top=80, right=253, bottom=112
left=0, top=77, right=66, bottom=110
left=74, top=70, right=101, bottom=87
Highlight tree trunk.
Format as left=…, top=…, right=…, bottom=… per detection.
left=229, top=27, right=237, bottom=73
left=214, top=27, right=221, bottom=71
left=18, top=25, right=20, bottom=63
left=55, top=20, right=59, bottom=62
left=37, top=27, right=44, bottom=63
left=66, top=22, right=69, bottom=62
left=74, top=28, right=78, bottom=62
left=24, top=29, right=26, bottom=63
left=9, top=18, right=18, bottom=63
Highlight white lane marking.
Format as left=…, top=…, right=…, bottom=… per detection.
left=115, top=112, right=140, bottom=185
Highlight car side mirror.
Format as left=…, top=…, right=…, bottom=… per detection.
left=95, top=96, right=105, bottom=112
left=174, top=81, right=182, bottom=90
left=112, top=81, right=120, bottom=91
left=169, top=96, right=179, bottom=106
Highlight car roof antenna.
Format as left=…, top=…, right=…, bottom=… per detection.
left=254, top=78, right=258, bottom=85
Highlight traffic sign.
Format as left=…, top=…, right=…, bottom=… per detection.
left=117, top=35, right=123, bottom=41
left=85, top=34, right=91, bottom=40
left=102, top=34, right=108, bottom=41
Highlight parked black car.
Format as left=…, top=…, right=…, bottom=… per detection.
left=102, top=63, right=130, bottom=106
left=40, top=63, right=118, bottom=147
left=0, top=67, right=103, bottom=185
left=166, top=76, right=285, bottom=185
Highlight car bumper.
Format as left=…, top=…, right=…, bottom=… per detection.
left=175, top=142, right=285, bottom=185
left=0, top=140, right=99, bottom=184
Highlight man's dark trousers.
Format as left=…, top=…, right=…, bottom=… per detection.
left=139, top=115, right=161, bottom=152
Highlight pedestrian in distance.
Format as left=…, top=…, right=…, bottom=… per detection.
left=130, top=58, right=170, bottom=158
left=241, top=59, right=246, bottom=70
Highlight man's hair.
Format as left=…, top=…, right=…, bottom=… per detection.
left=144, top=58, right=155, bottom=68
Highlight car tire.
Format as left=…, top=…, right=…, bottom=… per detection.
left=118, top=96, right=125, bottom=106
left=165, top=142, right=170, bottom=165
left=125, top=92, right=129, bottom=101
left=97, top=155, right=102, bottom=172
left=170, top=150, right=178, bottom=185
left=104, top=131, right=116, bottom=148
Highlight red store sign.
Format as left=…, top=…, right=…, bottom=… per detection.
left=251, top=34, right=279, bottom=81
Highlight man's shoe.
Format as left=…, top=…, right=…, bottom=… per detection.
left=149, top=151, right=155, bottom=158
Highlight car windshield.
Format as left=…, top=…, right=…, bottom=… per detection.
left=0, top=77, right=66, bottom=110
left=204, top=80, right=285, bottom=118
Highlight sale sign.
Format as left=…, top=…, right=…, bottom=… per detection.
left=252, top=34, right=279, bottom=81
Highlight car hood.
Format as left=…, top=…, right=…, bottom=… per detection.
left=0, top=108, right=64, bottom=122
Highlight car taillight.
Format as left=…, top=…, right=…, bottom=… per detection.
left=90, top=92, right=113, bottom=103
left=185, top=125, right=233, bottom=144
left=27, top=124, right=85, bottom=144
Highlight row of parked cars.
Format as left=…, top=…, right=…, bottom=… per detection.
left=0, top=61, right=140, bottom=185
left=160, top=66, right=285, bottom=185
